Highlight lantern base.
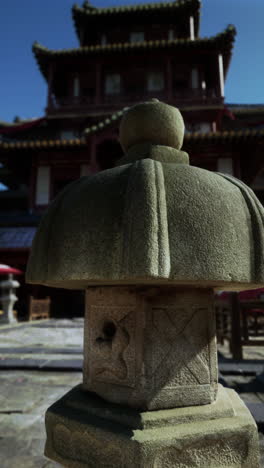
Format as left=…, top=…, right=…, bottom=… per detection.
left=44, top=384, right=259, bottom=468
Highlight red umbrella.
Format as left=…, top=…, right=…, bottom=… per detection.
left=0, top=264, right=23, bottom=275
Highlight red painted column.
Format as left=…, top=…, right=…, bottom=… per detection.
left=95, top=62, right=102, bottom=106
left=166, top=57, right=173, bottom=103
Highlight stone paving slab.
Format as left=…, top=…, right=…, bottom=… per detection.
left=31, top=319, right=83, bottom=328
left=0, top=326, right=83, bottom=348
left=0, top=347, right=83, bottom=354
left=0, top=369, right=263, bottom=467
left=218, top=341, right=264, bottom=361
left=0, top=320, right=84, bottom=374
left=0, top=356, right=83, bottom=370
left=0, top=371, right=82, bottom=468
left=247, top=403, right=264, bottom=431
left=0, top=319, right=84, bottom=334
left=0, top=369, right=82, bottom=386
left=0, top=372, right=81, bottom=413
left=0, top=438, right=61, bottom=468
left=219, top=361, right=264, bottom=375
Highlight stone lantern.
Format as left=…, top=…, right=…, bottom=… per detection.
left=26, top=100, right=263, bottom=467
left=0, top=265, right=21, bottom=324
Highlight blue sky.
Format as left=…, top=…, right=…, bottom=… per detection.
left=0, top=0, right=263, bottom=123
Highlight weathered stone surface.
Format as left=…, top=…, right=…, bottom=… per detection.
left=25, top=100, right=264, bottom=467
left=83, top=286, right=217, bottom=410
left=119, top=100, right=185, bottom=152
left=45, top=385, right=260, bottom=468
left=0, top=375, right=80, bottom=414
left=45, top=384, right=234, bottom=430
left=26, top=100, right=264, bottom=290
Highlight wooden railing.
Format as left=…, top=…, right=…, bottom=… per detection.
left=215, top=293, right=264, bottom=359
left=47, top=88, right=221, bottom=114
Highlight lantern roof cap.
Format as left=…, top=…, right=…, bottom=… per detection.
left=26, top=101, right=264, bottom=291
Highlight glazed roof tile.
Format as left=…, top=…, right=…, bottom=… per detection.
left=184, top=128, right=264, bottom=142
left=1, top=128, right=263, bottom=152
left=85, top=113, right=264, bottom=141
left=33, top=25, right=236, bottom=80
left=0, top=227, right=36, bottom=249
left=227, top=104, right=264, bottom=114
left=73, top=0, right=200, bottom=16
left=0, top=137, right=86, bottom=151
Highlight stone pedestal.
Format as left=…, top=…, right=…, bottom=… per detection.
left=83, top=287, right=218, bottom=410
left=44, top=287, right=260, bottom=467
left=45, top=384, right=260, bottom=468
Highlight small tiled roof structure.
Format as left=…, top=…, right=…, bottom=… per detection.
left=0, top=227, right=36, bottom=249
left=74, top=0, right=200, bottom=16
left=84, top=108, right=264, bottom=141
left=0, top=118, right=45, bottom=135
left=184, top=128, right=264, bottom=142
left=228, top=104, right=264, bottom=115
left=72, top=0, right=201, bottom=40
left=0, top=138, right=86, bottom=151
left=1, top=129, right=263, bottom=153
left=0, top=264, right=22, bottom=274
left=33, top=25, right=236, bottom=81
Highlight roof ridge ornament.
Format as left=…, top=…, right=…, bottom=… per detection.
left=82, top=0, right=95, bottom=9
left=26, top=99, right=264, bottom=291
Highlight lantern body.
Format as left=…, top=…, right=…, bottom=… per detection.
left=27, top=101, right=261, bottom=468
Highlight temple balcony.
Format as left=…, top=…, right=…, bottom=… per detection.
left=46, top=88, right=223, bottom=116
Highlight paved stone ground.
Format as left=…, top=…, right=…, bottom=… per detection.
left=0, top=320, right=83, bottom=467
left=0, top=371, right=82, bottom=468
left=0, top=319, right=264, bottom=467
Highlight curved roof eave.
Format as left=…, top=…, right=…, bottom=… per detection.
left=0, top=137, right=86, bottom=151
left=33, top=25, right=236, bottom=81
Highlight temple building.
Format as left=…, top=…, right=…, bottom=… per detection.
left=1, top=0, right=264, bottom=318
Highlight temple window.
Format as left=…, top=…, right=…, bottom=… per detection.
left=168, top=29, right=174, bottom=40
left=60, top=130, right=75, bottom=140
left=147, top=72, right=164, bottom=92
left=73, top=76, right=80, bottom=97
left=130, top=32, right=144, bottom=43
left=80, top=164, right=91, bottom=177
left=199, top=122, right=211, bottom=133
left=173, top=69, right=189, bottom=90
left=104, top=74, right=121, bottom=95
left=53, top=178, right=74, bottom=198
left=217, top=158, right=233, bottom=175
left=185, top=122, right=211, bottom=133
left=251, top=170, right=264, bottom=191
left=101, top=34, right=107, bottom=45
left=96, top=139, right=123, bottom=170
left=191, top=68, right=199, bottom=89
left=35, top=166, right=50, bottom=206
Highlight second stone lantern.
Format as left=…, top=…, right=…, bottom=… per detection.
left=27, top=100, right=262, bottom=467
